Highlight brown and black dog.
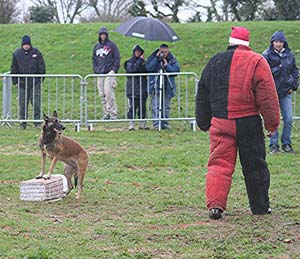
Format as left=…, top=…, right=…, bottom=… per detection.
left=36, top=111, right=88, bottom=199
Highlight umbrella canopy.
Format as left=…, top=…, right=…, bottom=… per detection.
left=114, top=16, right=180, bottom=42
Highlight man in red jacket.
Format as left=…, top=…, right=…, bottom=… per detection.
left=196, top=27, right=280, bottom=220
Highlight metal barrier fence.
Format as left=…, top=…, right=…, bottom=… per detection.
left=84, top=72, right=198, bottom=131
left=1, top=74, right=83, bottom=129
left=2, top=72, right=300, bottom=132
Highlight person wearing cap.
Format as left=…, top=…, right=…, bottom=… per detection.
left=146, top=44, right=180, bottom=130
left=124, top=45, right=148, bottom=130
left=196, top=26, right=280, bottom=220
left=10, top=35, right=46, bottom=130
left=262, top=31, right=299, bottom=154
left=92, top=27, right=120, bottom=120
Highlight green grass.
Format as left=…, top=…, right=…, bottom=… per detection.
left=1, top=21, right=300, bottom=75
left=0, top=123, right=300, bottom=258
left=1, top=21, right=300, bottom=258
left=1, top=21, right=300, bottom=123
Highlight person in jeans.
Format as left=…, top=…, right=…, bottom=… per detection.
left=146, top=44, right=180, bottom=130
left=92, top=27, right=120, bottom=120
left=124, top=45, right=148, bottom=130
left=196, top=26, right=280, bottom=220
left=262, top=31, right=299, bottom=154
left=10, top=35, right=46, bottom=129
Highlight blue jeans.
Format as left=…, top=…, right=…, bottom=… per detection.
left=270, top=94, right=292, bottom=147
left=151, top=92, right=171, bottom=129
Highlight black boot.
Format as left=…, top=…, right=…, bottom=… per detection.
left=209, top=208, right=223, bottom=220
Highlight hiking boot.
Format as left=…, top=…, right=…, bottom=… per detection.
left=128, top=121, right=135, bottom=131
left=209, top=208, right=223, bottom=220
left=269, top=144, right=279, bottom=154
left=282, top=144, right=294, bottom=153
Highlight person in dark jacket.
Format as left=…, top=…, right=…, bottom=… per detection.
left=10, top=35, right=46, bottom=129
left=196, top=26, right=280, bottom=220
left=92, top=27, right=120, bottom=120
left=124, top=45, right=148, bottom=130
left=262, top=31, right=299, bottom=154
left=146, top=44, right=180, bottom=130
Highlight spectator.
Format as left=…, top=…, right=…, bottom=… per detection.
left=124, top=45, right=148, bottom=130
left=10, top=35, right=46, bottom=130
left=262, top=31, right=299, bottom=154
left=196, top=26, right=280, bottom=220
left=92, top=27, right=120, bottom=120
left=146, top=44, right=180, bottom=130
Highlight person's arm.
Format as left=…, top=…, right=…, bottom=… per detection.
left=92, top=46, right=97, bottom=73
left=164, top=56, right=180, bottom=73
left=195, top=62, right=212, bottom=131
left=125, top=58, right=143, bottom=73
left=145, top=52, right=159, bottom=72
left=38, top=51, right=46, bottom=75
left=290, top=56, right=299, bottom=91
left=10, top=53, right=18, bottom=85
left=111, top=43, right=120, bottom=73
left=253, top=57, right=280, bottom=133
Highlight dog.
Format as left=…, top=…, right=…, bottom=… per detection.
left=36, top=111, right=88, bottom=199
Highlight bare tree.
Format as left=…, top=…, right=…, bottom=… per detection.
left=88, top=0, right=131, bottom=22
left=148, top=0, right=187, bottom=22
left=33, top=0, right=89, bottom=23
left=0, top=0, right=20, bottom=23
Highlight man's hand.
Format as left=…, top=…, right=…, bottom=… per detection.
left=267, top=131, right=276, bottom=137
left=288, top=89, right=293, bottom=94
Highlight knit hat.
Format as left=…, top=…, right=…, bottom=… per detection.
left=21, top=35, right=31, bottom=46
left=228, top=27, right=250, bottom=46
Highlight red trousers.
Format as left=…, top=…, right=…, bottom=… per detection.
left=206, top=116, right=270, bottom=214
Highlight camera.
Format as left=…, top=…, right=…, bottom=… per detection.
left=158, top=52, right=164, bottom=61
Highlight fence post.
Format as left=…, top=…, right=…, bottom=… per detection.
left=1, top=74, right=13, bottom=127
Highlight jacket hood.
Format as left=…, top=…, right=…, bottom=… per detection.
left=270, top=31, right=288, bottom=48
left=132, top=45, right=144, bottom=55
left=98, top=27, right=109, bottom=43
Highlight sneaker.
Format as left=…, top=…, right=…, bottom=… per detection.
left=209, top=208, right=223, bottom=220
left=102, top=114, right=110, bottom=120
left=110, top=115, right=117, bottom=120
left=138, top=121, right=149, bottom=130
left=128, top=121, right=135, bottom=131
left=267, top=208, right=272, bottom=214
left=282, top=144, right=294, bottom=153
left=269, top=144, right=279, bottom=154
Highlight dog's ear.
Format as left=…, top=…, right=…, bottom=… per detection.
left=43, top=112, right=49, bottom=121
left=53, top=110, right=58, bottom=118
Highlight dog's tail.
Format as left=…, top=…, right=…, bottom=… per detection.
left=74, top=176, right=78, bottom=188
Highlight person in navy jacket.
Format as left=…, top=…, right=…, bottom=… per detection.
left=146, top=44, right=180, bottom=130
left=10, top=35, right=46, bottom=129
left=92, top=27, right=120, bottom=120
left=124, top=45, right=148, bottom=130
left=262, top=31, right=299, bottom=154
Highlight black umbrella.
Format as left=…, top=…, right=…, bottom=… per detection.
left=114, top=16, right=180, bottom=42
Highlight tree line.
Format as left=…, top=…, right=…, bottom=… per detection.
left=0, top=0, right=299, bottom=24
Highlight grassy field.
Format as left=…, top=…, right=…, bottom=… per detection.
left=0, top=124, right=300, bottom=259
left=0, top=21, right=300, bottom=75
left=1, top=21, right=300, bottom=123
left=0, top=21, right=300, bottom=258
